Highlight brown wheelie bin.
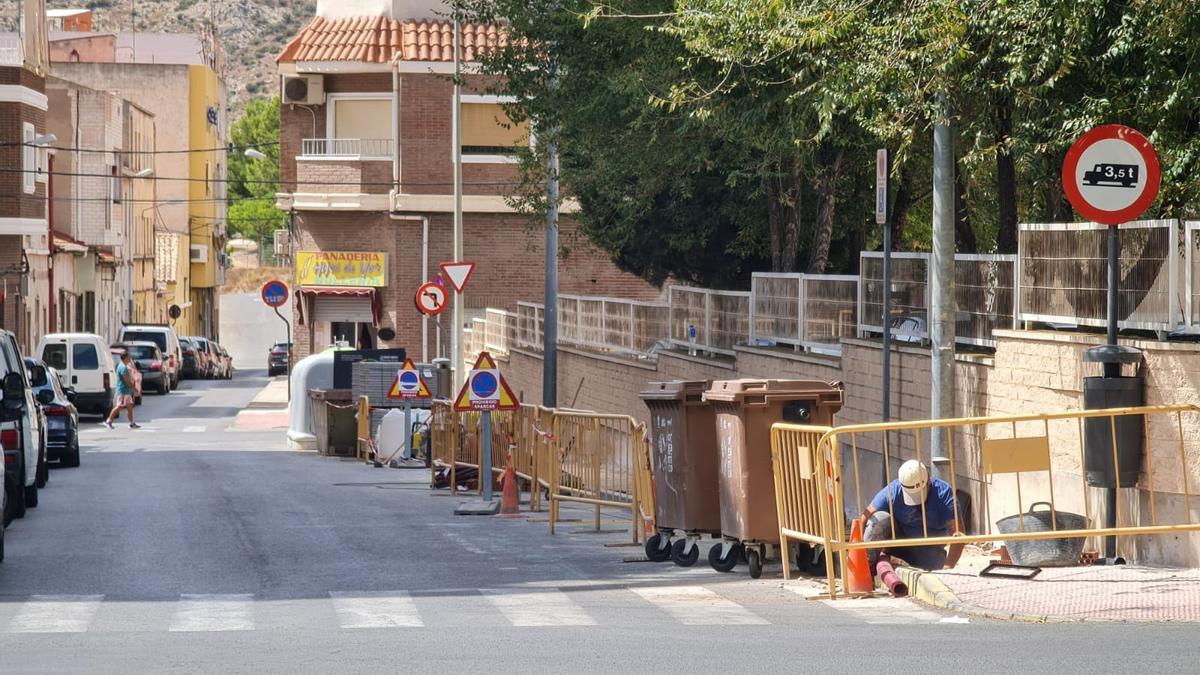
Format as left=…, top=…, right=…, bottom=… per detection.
left=640, top=381, right=721, bottom=568
left=703, top=379, right=844, bottom=578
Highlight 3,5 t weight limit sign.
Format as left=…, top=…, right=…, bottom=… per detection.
left=1062, top=125, right=1161, bottom=225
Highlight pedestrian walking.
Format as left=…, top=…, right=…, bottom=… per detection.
left=105, top=351, right=140, bottom=429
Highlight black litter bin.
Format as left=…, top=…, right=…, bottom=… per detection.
left=1082, top=345, right=1144, bottom=489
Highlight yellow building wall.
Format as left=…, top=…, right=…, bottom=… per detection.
left=188, top=64, right=224, bottom=290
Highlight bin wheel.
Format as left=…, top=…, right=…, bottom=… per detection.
left=645, top=533, right=672, bottom=563
left=671, top=539, right=700, bottom=567
left=708, top=542, right=740, bottom=573
left=746, top=548, right=763, bottom=579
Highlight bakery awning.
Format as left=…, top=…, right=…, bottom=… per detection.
left=297, top=285, right=381, bottom=325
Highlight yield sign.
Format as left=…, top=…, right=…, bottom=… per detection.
left=439, top=261, right=476, bottom=293
left=453, top=351, right=519, bottom=412
left=387, top=358, right=431, bottom=400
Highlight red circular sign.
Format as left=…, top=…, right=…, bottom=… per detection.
left=1062, top=124, right=1160, bottom=225
left=414, top=282, right=447, bottom=316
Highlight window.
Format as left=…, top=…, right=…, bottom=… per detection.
left=110, top=165, right=121, bottom=204
left=460, top=102, right=528, bottom=156
left=324, top=94, right=393, bottom=157
left=42, top=343, right=67, bottom=370
left=22, top=123, right=35, bottom=194
left=72, top=343, right=99, bottom=370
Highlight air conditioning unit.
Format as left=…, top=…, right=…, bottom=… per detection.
left=189, top=244, right=208, bottom=263
left=273, top=229, right=291, bottom=258
left=281, top=74, right=325, bottom=105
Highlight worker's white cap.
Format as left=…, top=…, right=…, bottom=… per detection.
left=898, top=460, right=928, bottom=506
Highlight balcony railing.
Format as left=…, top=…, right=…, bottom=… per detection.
left=300, top=138, right=394, bottom=159
left=0, top=36, right=22, bottom=66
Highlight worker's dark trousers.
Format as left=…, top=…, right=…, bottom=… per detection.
left=863, top=512, right=947, bottom=571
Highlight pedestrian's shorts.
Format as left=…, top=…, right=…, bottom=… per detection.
left=114, top=394, right=134, bottom=407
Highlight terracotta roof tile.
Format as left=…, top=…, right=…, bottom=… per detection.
left=277, top=16, right=505, bottom=64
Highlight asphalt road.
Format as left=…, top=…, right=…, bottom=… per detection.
left=0, top=369, right=1195, bottom=673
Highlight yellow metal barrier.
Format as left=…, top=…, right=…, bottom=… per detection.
left=633, top=434, right=656, bottom=537
left=772, top=404, right=1200, bottom=598
left=547, top=412, right=645, bottom=544
left=355, top=396, right=373, bottom=464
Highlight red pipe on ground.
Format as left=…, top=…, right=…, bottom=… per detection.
left=876, top=556, right=908, bottom=598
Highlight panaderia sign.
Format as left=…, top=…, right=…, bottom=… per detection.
left=295, top=251, right=387, bottom=287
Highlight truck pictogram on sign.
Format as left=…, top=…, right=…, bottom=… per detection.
left=1082, top=163, right=1139, bottom=188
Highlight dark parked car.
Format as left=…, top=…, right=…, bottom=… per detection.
left=179, top=337, right=199, bottom=379
left=268, top=342, right=291, bottom=377
left=113, top=341, right=168, bottom=395
left=26, top=359, right=79, bottom=468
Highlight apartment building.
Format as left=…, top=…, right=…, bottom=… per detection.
left=276, top=0, right=658, bottom=361
left=45, top=76, right=157, bottom=341
left=52, top=23, right=228, bottom=339
left=0, top=0, right=49, bottom=352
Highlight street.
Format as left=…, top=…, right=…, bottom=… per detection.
left=0, top=370, right=1189, bottom=672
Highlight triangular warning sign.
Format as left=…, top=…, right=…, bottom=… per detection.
left=439, top=261, right=476, bottom=293
left=453, top=351, right=519, bottom=412
left=387, top=358, right=431, bottom=400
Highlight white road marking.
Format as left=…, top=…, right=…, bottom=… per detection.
left=482, top=589, right=595, bottom=626
left=169, top=594, right=255, bottom=632
left=632, top=586, right=768, bottom=625
left=330, top=591, right=423, bottom=628
left=182, top=426, right=206, bottom=433
left=9, top=595, right=104, bottom=633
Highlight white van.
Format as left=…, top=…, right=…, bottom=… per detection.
left=118, top=324, right=181, bottom=391
left=37, top=333, right=116, bottom=416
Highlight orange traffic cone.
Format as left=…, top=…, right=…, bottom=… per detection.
left=500, top=460, right=520, bottom=516
left=847, top=519, right=874, bottom=594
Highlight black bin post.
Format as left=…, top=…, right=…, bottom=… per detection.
left=1082, top=344, right=1143, bottom=562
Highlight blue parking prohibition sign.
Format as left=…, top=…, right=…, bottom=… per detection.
left=471, top=371, right=498, bottom=398
left=261, top=280, right=289, bottom=308
left=399, top=371, right=419, bottom=388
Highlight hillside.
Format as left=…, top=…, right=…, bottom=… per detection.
left=2, top=0, right=317, bottom=111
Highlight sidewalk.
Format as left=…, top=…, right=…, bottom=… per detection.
left=231, top=378, right=290, bottom=431
left=898, top=554, right=1200, bottom=623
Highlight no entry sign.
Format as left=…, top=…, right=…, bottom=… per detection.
left=1062, top=125, right=1160, bottom=225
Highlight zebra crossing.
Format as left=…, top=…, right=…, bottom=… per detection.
left=0, top=584, right=943, bottom=634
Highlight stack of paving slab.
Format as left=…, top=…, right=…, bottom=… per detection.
left=351, top=361, right=446, bottom=410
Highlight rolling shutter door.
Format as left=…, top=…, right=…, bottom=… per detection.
left=311, top=295, right=373, bottom=323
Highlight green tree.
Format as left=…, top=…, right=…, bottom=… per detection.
left=227, top=97, right=285, bottom=239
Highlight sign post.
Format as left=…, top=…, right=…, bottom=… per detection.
left=452, top=351, right=519, bottom=512
left=387, top=358, right=432, bottom=462
left=1062, top=124, right=1161, bottom=564
left=261, top=280, right=291, bottom=401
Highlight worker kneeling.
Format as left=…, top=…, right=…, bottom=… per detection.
left=859, top=460, right=964, bottom=571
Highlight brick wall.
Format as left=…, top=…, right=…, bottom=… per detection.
left=291, top=209, right=660, bottom=359
left=296, top=159, right=392, bottom=194
left=0, top=62, right=48, bottom=221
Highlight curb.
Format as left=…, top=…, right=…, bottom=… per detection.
left=896, top=566, right=1062, bottom=624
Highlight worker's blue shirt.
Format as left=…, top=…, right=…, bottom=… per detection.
left=869, top=478, right=957, bottom=538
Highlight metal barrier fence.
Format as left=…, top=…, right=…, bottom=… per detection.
left=557, top=294, right=668, bottom=358
left=429, top=401, right=647, bottom=542
left=772, top=404, right=1200, bottom=599
left=484, top=308, right=514, bottom=355
left=1184, top=221, right=1200, bottom=327
left=955, top=254, right=1018, bottom=347
left=1019, top=220, right=1182, bottom=331
left=515, top=301, right=545, bottom=350
left=548, top=412, right=645, bottom=543
left=668, top=286, right=750, bottom=355
left=858, top=252, right=931, bottom=339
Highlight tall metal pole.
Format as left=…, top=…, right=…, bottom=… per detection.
left=1105, top=225, right=1119, bottom=376
left=929, top=102, right=956, bottom=479
left=542, top=11, right=560, bottom=409
left=451, top=10, right=465, bottom=390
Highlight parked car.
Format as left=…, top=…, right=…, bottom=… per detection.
left=108, top=346, right=143, bottom=405
left=187, top=337, right=218, bottom=379
left=27, top=359, right=78, bottom=468
left=179, top=337, right=200, bottom=379
left=1, top=329, right=43, bottom=525
left=114, top=341, right=168, bottom=395
left=212, top=343, right=233, bottom=380
left=37, top=333, right=115, bottom=416
left=268, top=342, right=291, bottom=377
left=118, top=324, right=181, bottom=391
